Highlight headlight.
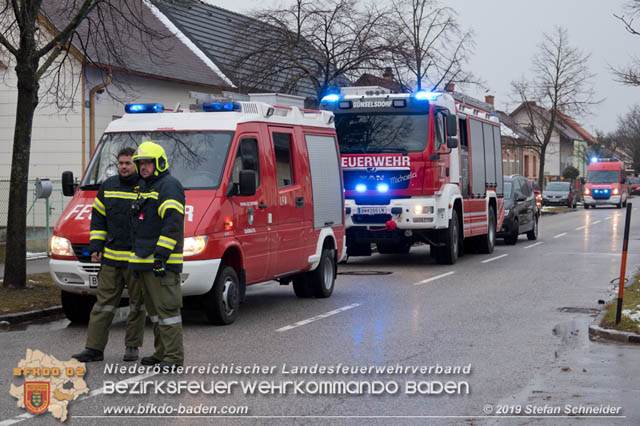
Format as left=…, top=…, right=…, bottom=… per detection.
left=414, top=205, right=423, bottom=215
left=584, top=188, right=590, bottom=195
left=613, top=188, right=619, bottom=195
left=50, top=235, right=74, bottom=256
left=183, top=235, right=208, bottom=257
left=504, top=209, right=510, bottom=216
left=413, top=205, right=433, bottom=215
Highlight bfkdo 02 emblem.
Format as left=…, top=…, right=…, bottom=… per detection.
left=24, top=382, right=50, bottom=414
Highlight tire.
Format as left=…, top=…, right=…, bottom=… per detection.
left=504, top=218, right=519, bottom=245
left=346, top=240, right=371, bottom=257
left=292, top=275, right=314, bottom=298
left=311, top=248, right=336, bottom=298
left=435, top=209, right=459, bottom=265
left=476, top=207, right=496, bottom=254
left=584, top=204, right=589, bottom=209
left=527, top=216, right=538, bottom=240
left=204, top=266, right=240, bottom=325
left=61, top=290, right=96, bottom=323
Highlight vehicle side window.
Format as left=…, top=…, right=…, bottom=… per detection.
left=231, top=138, right=261, bottom=188
left=513, top=179, right=523, bottom=199
left=434, top=112, right=445, bottom=151
left=272, top=133, right=295, bottom=188
left=520, top=178, right=531, bottom=197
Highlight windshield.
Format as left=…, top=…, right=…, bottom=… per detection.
left=504, top=181, right=512, bottom=199
left=334, top=113, right=429, bottom=154
left=586, top=170, right=619, bottom=184
left=629, top=177, right=640, bottom=184
left=81, top=131, right=234, bottom=189
left=545, top=182, right=570, bottom=191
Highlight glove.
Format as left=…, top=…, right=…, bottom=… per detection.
left=153, top=259, right=166, bottom=277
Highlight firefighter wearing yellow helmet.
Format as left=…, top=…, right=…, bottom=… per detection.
left=131, top=141, right=185, bottom=367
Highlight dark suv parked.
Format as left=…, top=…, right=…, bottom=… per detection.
left=498, top=175, right=538, bottom=245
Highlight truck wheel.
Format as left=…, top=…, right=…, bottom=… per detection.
left=584, top=204, right=589, bottom=209
left=505, top=218, right=519, bottom=245
left=311, top=248, right=336, bottom=298
left=436, top=210, right=459, bottom=265
left=204, top=266, right=240, bottom=325
left=346, top=241, right=371, bottom=257
left=476, top=207, right=496, bottom=254
left=527, top=216, right=538, bottom=240
left=61, top=290, right=95, bottom=323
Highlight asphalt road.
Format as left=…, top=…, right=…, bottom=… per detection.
left=1, top=203, right=639, bottom=426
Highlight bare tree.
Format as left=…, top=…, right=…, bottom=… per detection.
left=598, top=105, right=640, bottom=174
left=613, top=0, right=640, bottom=85
left=0, top=0, right=171, bottom=288
left=386, top=0, right=474, bottom=91
left=235, top=0, right=387, bottom=102
left=511, top=27, right=598, bottom=188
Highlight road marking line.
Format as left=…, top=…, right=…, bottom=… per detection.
left=524, top=242, right=543, bottom=248
left=276, top=303, right=361, bottom=332
left=482, top=254, right=508, bottom=263
left=605, top=216, right=612, bottom=220
left=553, top=232, right=567, bottom=238
left=592, top=220, right=601, bottom=224
left=0, top=372, right=158, bottom=426
left=413, top=271, right=455, bottom=286
left=575, top=225, right=586, bottom=230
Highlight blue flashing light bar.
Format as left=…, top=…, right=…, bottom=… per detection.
left=413, top=91, right=442, bottom=101
left=377, top=183, right=389, bottom=193
left=355, top=183, right=367, bottom=193
left=321, top=94, right=341, bottom=103
left=202, top=102, right=241, bottom=112
left=591, top=156, right=598, bottom=163
left=125, top=103, right=164, bottom=114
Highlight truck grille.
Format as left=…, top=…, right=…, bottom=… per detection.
left=71, top=244, right=92, bottom=263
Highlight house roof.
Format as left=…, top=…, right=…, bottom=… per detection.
left=557, top=112, right=597, bottom=144
left=495, top=111, right=536, bottom=143
left=510, top=102, right=590, bottom=143
left=151, top=0, right=318, bottom=98
left=40, top=0, right=231, bottom=89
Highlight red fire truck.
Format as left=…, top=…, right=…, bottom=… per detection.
left=50, top=99, right=345, bottom=325
left=321, top=87, right=504, bottom=264
left=583, top=158, right=628, bottom=209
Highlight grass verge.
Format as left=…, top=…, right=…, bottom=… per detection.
left=0, top=274, right=60, bottom=315
left=600, top=273, right=640, bottom=333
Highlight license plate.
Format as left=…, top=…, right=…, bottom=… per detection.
left=358, top=207, right=386, bottom=215
left=89, top=275, right=98, bottom=288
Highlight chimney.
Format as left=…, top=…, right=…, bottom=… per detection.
left=485, top=95, right=494, bottom=106
left=445, top=83, right=455, bottom=93
left=382, top=67, right=393, bottom=81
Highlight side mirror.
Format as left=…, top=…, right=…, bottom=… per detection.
left=517, top=196, right=527, bottom=202
left=447, top=137, right=458, bottom=149
left=61, top=171, right=76, bottom=196
left=446, top=112, right=458, bottom=137
left=239, top=170, right=257, bottom=196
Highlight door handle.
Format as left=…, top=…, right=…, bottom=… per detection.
left=296, top=197, right=304, bottom=208
left=258, top=203, right=268, bottom=209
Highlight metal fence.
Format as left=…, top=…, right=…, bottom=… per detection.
left=0, top=179, right=71, bottom=245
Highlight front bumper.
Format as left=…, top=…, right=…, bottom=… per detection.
left=542, top=198, right=569, bottom=206
left=583, top=195, right=621, bottom=206
left=497, top=214, right=515, bottom=236
left=50, top=258, right=221, bottom=297
left=345, top=197, right=448, bottom=230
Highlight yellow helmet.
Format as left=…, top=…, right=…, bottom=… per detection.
left=132, top=141, right=168, bottom=175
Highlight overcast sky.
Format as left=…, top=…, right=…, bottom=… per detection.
left=207, top=0, right=636, bottom=134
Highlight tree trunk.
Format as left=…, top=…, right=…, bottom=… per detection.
left=538, top=146, right=546, bottom=190
left=3, top=64, right=39, bottom=289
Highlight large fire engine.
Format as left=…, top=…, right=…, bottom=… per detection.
left=321, top=86, right=504, bottom=264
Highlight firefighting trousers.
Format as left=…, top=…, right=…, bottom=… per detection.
left=139, top=270, right=184, bottom=365
left=85, top=264, right=145, bottom=351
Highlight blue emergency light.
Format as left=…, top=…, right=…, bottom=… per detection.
left=376, top=183, right=389, bottom=193
left=321, top=94, right=341, bottom=103
left=413, top=91, right=442, bottom=101
left=355, top=184, right=367, bottom=193
left=202, top=102, right=241, bottom=112
left=125, top=103, right=164, bottom=114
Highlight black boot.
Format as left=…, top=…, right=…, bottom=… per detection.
left=140, top=356, right=162, bottom=365
left=123, top=347, right=139, bottom=362
left=72, top=348, right=104, bottom=362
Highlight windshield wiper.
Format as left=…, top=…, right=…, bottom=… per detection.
left=79, top=183, right=101, bottom=190
left=375, top=147, right=408, bottom=155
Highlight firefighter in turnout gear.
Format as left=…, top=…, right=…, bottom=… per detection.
left=130, top=141, right=185, bottom=367
left=72, top=148, right=146, bottom=363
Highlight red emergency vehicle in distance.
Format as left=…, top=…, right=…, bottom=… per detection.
left=321, top=87, right=505, bottom=265
left=583, top=158, right=628, bottom=209
left=50, top=98, right=345, bottom=325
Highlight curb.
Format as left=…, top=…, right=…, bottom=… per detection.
left=0, top=306, right=63, bottom=324
left=588, top=309, right=640, bottom=345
